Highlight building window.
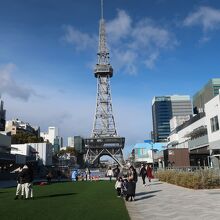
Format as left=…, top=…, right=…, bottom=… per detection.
left=210, top=116, right=219, bottom=132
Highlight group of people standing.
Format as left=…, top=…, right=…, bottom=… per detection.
left=114, top=164, right=154, bottom=202
left=139, top=163, right=154, bottom=186
left=15, top=165, right=34, bottom=200
left=114, top=165, right=138, bottom=202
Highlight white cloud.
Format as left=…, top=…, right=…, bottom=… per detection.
left=0, top=63, right=36, bottom=101
left=144, top=51, right=159, bottom=69
left=63, top=10, right=177, bottom=74
left=107, top=12, right=177, bottom=73
left=63, top=25, right=97, bottom=51
left=106, top=9, right=132, bottom=43
left=184, top=6, right=220, bottom=32
left=112, top=49, right=137, bottom=75
left=132, top=19, right=177, bottom=49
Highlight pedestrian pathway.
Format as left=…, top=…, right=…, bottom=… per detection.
left=126, top=178, right=220, bottom=220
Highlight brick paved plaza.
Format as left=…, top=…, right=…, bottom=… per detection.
left=126, top=178, right=220, bottom=220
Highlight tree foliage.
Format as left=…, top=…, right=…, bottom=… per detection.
left=11, top=130, right=44, bottom=144
left=57, top=147, right=78, bottom=157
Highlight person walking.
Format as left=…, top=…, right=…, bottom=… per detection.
left=14, top=167, right=24, bottom=200
left=146, top=164, right=154, bottom=184
left=106, top=167, right=113, bottom=181
left=139, top=164, right=147, bottom=186
left=113, top=165, right=120, bottom=179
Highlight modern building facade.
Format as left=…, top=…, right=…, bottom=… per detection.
left=67, top=137, right=74, bottom=147
left=152, top=95, right=193, bottom=142
left=205, top=93, right=220, bottom=169
left=193, top=78, right=220, bottom=113
left=11, top=143, right=53, bottom=166
left=167, top=112, right=209, bottom=166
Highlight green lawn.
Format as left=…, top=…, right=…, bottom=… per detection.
left=0, top=181, right=130, bottom=220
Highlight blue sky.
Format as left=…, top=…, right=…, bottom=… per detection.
left=1, top=0, right=220, bottom=156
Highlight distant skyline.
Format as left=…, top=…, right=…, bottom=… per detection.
left=1, top=0, right=220, bottom=155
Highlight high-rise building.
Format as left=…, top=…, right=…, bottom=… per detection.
left=0, top=98, right=6, bottom=131
left=152, top=95, right=193, bottom=142
left=68, top=137, right=74, bottom=147
left=193, top=78, right=220, bottom=113
left=40, top=127, right=59, bottom=145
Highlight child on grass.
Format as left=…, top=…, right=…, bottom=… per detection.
left=115, top=177, right=122, bottom=197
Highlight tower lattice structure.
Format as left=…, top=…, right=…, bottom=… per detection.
left=85, top=0, right=125, bottom=167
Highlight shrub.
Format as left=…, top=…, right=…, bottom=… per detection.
left=156, top=169, right=220, bottom=189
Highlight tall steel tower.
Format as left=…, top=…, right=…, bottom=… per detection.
left=85, top=0, right=125, bottom=167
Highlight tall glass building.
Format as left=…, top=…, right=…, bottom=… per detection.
left=193, top=78, right=220, bottom=113
left=0, top=98, right=6, bottom=131
left=152, top=95, right=192, bottom=142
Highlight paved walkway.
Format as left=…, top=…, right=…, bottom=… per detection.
left=126, top=178, right=220, bottom=220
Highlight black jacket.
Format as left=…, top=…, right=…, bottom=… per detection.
left=17, top=172, right=23, bottom=184
left=21, top=168, right=34, bottom=183
left=139, top=167, right=147, bottom=177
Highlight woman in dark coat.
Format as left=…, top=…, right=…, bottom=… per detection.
left=139, top=164, right=147, bottom=186
left=126, top=166, right=137, bottom=201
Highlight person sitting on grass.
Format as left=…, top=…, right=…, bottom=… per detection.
left=115, top=177, right=122, bottom=197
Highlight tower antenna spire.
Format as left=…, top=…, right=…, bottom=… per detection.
left=85, top=0, right=125, bottom=168
left=101, top=0, right=104, bottom=20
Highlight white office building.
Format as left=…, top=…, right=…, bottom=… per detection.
left=67, top=137, right=74, bottom=147
left=11, top=143, right=53, bottom=166
left=41, top=127, right=59, bottom=145
left=205, top=93, right=220, bottom=169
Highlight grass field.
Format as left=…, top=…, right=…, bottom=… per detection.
left=0, top=181, right=130, bottom=220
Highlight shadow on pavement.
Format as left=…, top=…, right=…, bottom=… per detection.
left=151, top=182, right=163, bottom=185
left=135, top=195, right=156, bottom=201
left=36, top=193, right=76, bottom=199
left=136, top=190, right=162, bottom=196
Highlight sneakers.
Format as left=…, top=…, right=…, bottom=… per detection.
left=14, top=196, right=19, bottom=200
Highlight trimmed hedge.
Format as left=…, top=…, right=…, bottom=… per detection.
left=156, top=169, right=220, bottom=189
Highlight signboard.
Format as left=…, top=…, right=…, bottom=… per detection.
left=134, top=148, right=153, bottom=163
left=144, top=140, right=153, bottom=144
